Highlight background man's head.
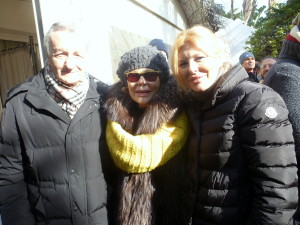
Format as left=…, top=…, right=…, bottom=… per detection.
left=239, top=52, right=255, bottom=72
left=148, top=39, right=168, bottom=60
left=260, top=57, right=277, bottom=79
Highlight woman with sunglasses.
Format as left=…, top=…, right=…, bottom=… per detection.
left=171, top=25, right=298, bottom=225
left=103, top=45, right=191, bottom=225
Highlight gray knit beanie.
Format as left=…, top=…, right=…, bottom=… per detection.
left=116, top=45, right=170, bottom=85
left=239, top=52, right=255, bottom=64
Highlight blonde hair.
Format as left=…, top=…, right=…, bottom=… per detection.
left=171, top=25, right=231, bottom=92
left=292, top=13, right=300, bottom=26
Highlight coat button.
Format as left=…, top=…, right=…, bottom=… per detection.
left=70, top=169, right=75, bottom=173
left=73, top=206, right=78, bottom=211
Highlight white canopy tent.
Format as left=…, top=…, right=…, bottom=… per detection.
left=217, top=17, right=256, bottom=65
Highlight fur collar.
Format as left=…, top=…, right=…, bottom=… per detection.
left=104, top=77, right=183, bottom=135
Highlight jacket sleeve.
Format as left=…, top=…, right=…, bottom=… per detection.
left=238, top=86, right=298, bottom=225
left=0, top=100, right=35, bottom=225
left=266, top=69, right=300, bottom=177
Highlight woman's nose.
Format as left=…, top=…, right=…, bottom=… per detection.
left=137, top=75, right=146, bottom=85
left=188, top=61, right=198, bottom=73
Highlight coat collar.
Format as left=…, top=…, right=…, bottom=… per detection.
left=211, top=64, right=248, bottom=106
left=25, top=69, right=101, bottom=124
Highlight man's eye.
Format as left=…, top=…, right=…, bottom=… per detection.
left=75, top=54, right=84, bottom=59
left=54, top=53, right=66, bottom=59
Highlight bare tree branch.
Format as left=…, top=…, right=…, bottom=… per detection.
left=243, top=0, right=253, bottom=25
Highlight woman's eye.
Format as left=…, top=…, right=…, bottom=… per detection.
left=179, top=62, right=187, bottom=67
left=196, top=56, right=204, bottom=61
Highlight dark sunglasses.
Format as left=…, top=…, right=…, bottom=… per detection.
left=126, top=71, right=160, bottom=83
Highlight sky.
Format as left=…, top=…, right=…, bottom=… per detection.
left=214, top=0, right=287, bottom=14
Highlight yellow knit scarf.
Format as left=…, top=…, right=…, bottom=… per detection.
left=106, top=112, right=190, bottom=173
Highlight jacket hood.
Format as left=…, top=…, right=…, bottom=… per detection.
left=279, top=39, right=300, bottom=62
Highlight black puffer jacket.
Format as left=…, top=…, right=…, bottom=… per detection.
left=187, top=64, right=298, bottom=225
left=0, top=69, right=109, bottom=225
left=265, top=39, right=300, bottom=221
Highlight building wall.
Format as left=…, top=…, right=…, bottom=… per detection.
left=34, top=0, right=187, bottom=84
left=0, top=0, right=36, bottom=42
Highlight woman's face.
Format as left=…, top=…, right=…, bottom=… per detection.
left=126, top=68, right=161, bottom=107
left=178, top=43, right=220, bottom=93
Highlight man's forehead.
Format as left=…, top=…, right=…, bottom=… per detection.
left=50, top=32, right=87, bottom=52
left=262, top=58, right=276, bottom=64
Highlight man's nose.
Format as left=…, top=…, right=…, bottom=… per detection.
left=64, top=56, right=77, bottom=69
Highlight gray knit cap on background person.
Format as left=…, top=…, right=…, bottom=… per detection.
left=149, top=39, right=169, bottom=59
left=239, top=52, right=255, bottom=64
left=116, top=45, right=170, bottom=85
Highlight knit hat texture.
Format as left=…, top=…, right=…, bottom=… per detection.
left=117, top=45, right=170, bottom=85
left=149, top=39, right=169, bottom=58
left=239, top=52, right=254, bottom=64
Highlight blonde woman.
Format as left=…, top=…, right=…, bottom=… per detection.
left=171, top=25, right=298, bottom=225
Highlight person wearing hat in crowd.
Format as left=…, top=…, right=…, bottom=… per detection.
left=264, top=12, right=300, bottom=225
left=103, top=45, right=191, bottom=225
left=239, top=51, right=260, bottom=82
left=149, top=38, right=169, bottom=60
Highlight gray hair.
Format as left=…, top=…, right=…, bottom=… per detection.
left=44, top=21, right=88, bottom=56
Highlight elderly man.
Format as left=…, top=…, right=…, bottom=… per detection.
left=0, top=22, right=109, bottom=225
left=259, top=57, right=277, bottom=83
left=239, top=51, right=259, bottom=82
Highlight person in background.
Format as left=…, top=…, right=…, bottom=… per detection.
left=149, top=38, right=169, bottom=60
left=254, top=61, right=262, bottom=81
left=259, top=57, right=277, bottom=84
left=171, top=24, right=298, bottom=225
left=264, top=12, right=300, bottom=225
left=239, top=51, right=259, bottom=82
left=0, top=22, right=109, bottom=225
left=104, top=45, right=190, bottom=225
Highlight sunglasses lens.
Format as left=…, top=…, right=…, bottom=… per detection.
left=127, top=71, right=159, bottom=82
left=143, top=72, right=159, bottom=81
left=127, top=73, right=140, bottom=82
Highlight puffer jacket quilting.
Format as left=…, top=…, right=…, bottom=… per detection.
left=188, top=64, right=298, bottom=225
left=0, top=69, right=109, bottom=225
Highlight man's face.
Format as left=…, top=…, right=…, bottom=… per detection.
left=261, top=58, right=277, bottom=79
left=47, top=31, right=87, bottom=86
left=242, top=57, right=255, bottom=71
